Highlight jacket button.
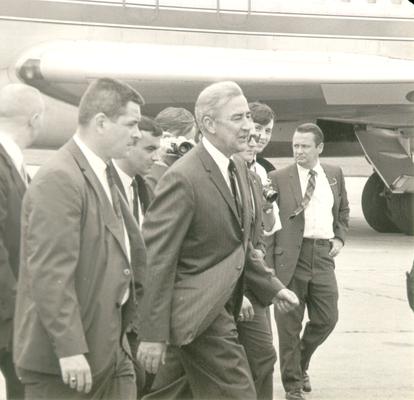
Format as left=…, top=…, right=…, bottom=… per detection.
left=236, top=265, right=242, bottom=270
left=123, top=269, right=131, bottom=276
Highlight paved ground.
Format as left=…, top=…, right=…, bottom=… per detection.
left=271, top=177, right=414, bottom=400
left=2, top=176, right=413, bottom=399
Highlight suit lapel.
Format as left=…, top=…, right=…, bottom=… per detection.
left=111, top=163, right=128, bottom=202
left=321, top=163, right=339, bottom=208
left=289, top=164, right=303, bottom=207
left=0, top=144, right=27, bottom=197
left=65, top=139, right=129, bottom=261
left=197, top=144, right=242, bottom=226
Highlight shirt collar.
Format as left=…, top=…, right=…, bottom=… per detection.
left=297, top=160, right=322, bottom=178
left=202, top=136, right=230, bottom=175
left=0, top=131, right=24, bottom=171
left=113, top=161, right=134, bottom=189
left=73, top=133, right=107, bottom=177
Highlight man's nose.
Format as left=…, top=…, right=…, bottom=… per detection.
left=132, top=125, right=142, bottom=140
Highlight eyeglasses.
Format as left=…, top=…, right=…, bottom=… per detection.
left=248, top=133, right=261, bottom=144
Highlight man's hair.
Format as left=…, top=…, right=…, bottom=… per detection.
left=195, top=81, right=243, bottom=132
left=248, top=102, right=275, bottom=126
left=155, top=107, right=195, bottom=137
left=139, top=116, right=162, bottom=137
left=0, top=83, right=44, bottom=121
left=78, top=78, right=144, bottom=126
left=295, top=122, right=324, bottom=146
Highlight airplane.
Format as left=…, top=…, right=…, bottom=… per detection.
left=1, top=0, right=413, bottom=234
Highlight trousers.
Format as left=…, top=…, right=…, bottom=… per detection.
left=274, top=238, right=338, bottom=392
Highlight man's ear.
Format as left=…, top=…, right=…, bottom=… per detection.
left=202, top=115, right=216, bottom=135
left=94, top=113, right=107, bottom=133
left=317, top=142, right=324, bottom=155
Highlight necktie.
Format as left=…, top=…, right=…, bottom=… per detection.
left=131, top=179, right=140, bottom=224
left=228, top=159, right=242, bottom=219
left=105, top=163, right=123, bottom=219
left=290, top=169, right=317, bottom=219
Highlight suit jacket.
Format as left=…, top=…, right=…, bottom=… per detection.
left=244, top=170, right=284, bottom=307
left=13, top=139, right=146, bottom=376
left=144, top=162, right=168, bottom=201
left=256, top=156, right=275, bottom=174
left=268, top=162, right=350, bottom=286
left=0, top=144, right=26, bottom=351
left=140, top=143, right=257, bottom=344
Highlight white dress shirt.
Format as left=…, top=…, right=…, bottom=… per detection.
left=0, top=131, right=28, bottom=184
left=297, top=161, right=334, bottom=239
left=74, top=134, right=131, bottom=302
left=249, top=158, right=282, bottom=235
left=202, top=137, right=232, bottom=188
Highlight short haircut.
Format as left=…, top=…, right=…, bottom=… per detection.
left=78, top=78, right=144, bottom=126
left=295, top=122, right=324, bottom=145
left=248, top=102, right=275, bottom=126
left=195, top=81, right=243, bottom=132
left=155, top=107, right=195, bottom=137
left=139, top=115, right=162, bottom=137
left=0, top=83, right=44, bottom=120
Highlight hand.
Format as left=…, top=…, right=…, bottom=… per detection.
left=137, top=341, right=167, bottom=374
left=274, top=288, right=299, bottom=314
left=59, top=354, right=92, bottom=394
left=252, top=248, right=265, bottom=260
left=238, top=296, right=254, bottom=322
left=329, top=238, right=343, bottom=257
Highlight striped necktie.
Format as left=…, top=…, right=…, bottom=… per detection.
left=290, top=169, right=317, bottom=219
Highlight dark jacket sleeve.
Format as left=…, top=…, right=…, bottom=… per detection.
left=334, top=168, right=350, bottom=244
left=244, top=242, right=285, bottom=307
left=0, top=174, right=16, bottom=321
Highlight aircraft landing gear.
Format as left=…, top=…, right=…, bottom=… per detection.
left=361, top=173, right=414, bottom=235
left=361, top=173, right=399, bottom=233
left=387, top=192, right=414, bottom=235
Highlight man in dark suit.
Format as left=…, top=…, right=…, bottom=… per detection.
left=113, top=115, right=162, bottom=221
left=14, top=78, right=147, bottom=400
left=268, top=123, right=350, bottom=400
left=0, top=83, right=44, bottom=400
left=112, top=115, right=162, bottom=397
left=237, top=132, right=298, bottom=400
left=137, top=81, right=297, bottom=399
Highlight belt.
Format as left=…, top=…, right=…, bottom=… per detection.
left=302, top=238, right=330, bottom=245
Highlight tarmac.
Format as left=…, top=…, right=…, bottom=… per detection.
left=1, top=170, right=414, bottom=400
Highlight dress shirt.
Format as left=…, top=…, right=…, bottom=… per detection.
left=0, top=131, right=27, bottom=183
left=113, top=161, right=144, bottom=228
left=248, top=158, right=281, bottom=235
left=297, top=161, right=334, bottom=239
left=202, top=137, right=232, bottom=189
left=250, top=158, right=268, bottom=186
left=74, top=134, right=131, bottom=303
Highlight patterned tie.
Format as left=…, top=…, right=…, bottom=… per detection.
left=228, top=159, right=242, bottom=219
left=290, top=169, right=317, bottom=219
left=131, top=179, right=140, bottom=224
left=105, top=163, right=123, bottom=219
